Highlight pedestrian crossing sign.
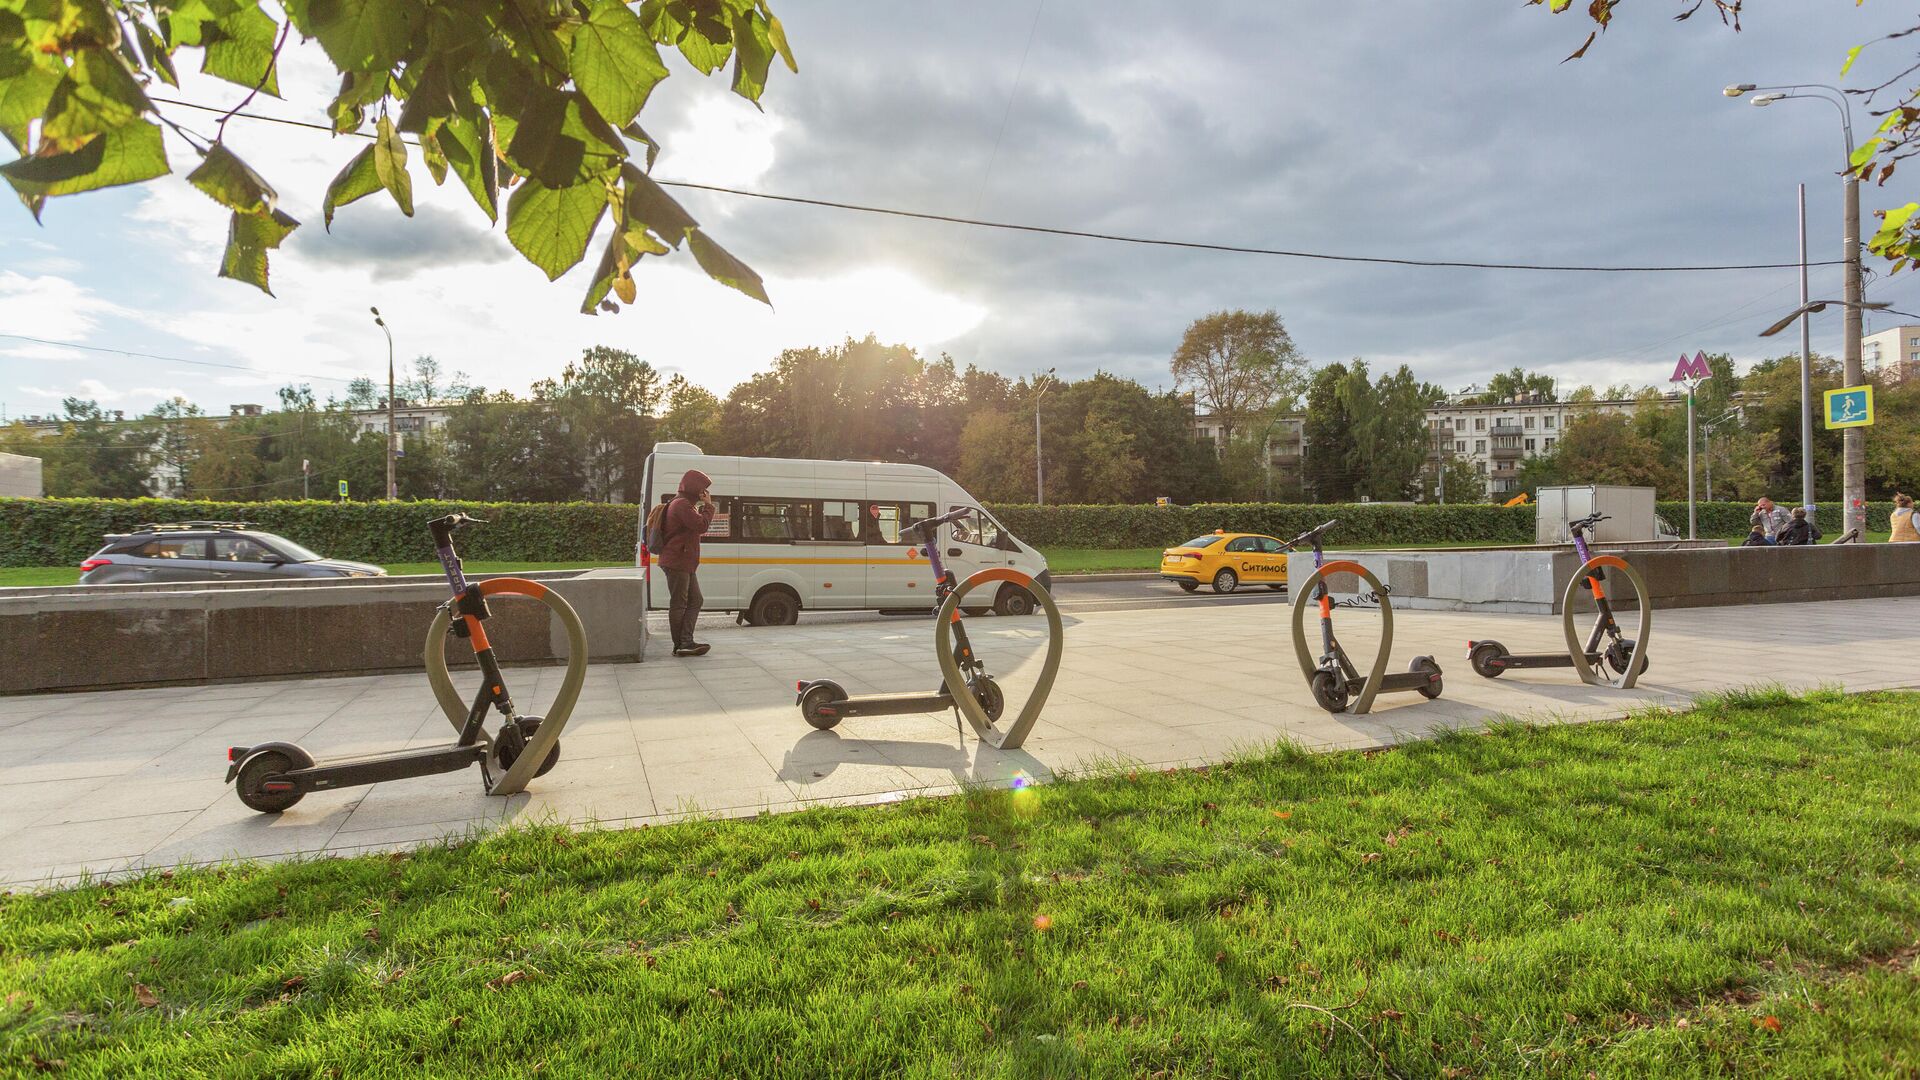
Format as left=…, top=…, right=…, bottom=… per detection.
left=1822, top=385, right=1874, bottom=429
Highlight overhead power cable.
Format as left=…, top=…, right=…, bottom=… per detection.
left=145, top=96, right=1843, bottom=275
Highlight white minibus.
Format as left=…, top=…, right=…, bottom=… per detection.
left=638, top=443, right=1052, bottom=626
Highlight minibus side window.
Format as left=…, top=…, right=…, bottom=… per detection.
left=951, top=508, right=1004, bottom=549
left=733, top=498, right=811, bottom=541
left=820, top=500, right=866, bottom=542
left=871, top=503, right=904, bottom=544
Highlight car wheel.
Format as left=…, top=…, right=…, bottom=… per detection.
left=1212, top=568, right=1239, bottom=594
left=962, top=606, right=992, bottom=618
left=748, top=588, right=800, bottom=627
left=1176, top=579, right=1199, bottom=593
left=1266, top=584, right=1286, bottom=591
left=994, top=585, right=1036, bottom=617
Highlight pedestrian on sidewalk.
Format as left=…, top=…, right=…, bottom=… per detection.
left=1751, top=497, right=1791, bottom=542
left=1891, top=493, right=1920, bottom=543
left=1777, top=506, right=1819, bottom=546
left=659, top=468, right=715, bottom=657
left=1740, top=525, right=1771, bottom=547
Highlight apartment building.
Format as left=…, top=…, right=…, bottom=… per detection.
left=1423, top=395, right=1640, bottom=497
left=1862, top=324, right=1920, bottom=384
left=1193, top=411, right=1306, bottom=489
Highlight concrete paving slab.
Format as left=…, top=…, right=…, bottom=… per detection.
left=2, top=595, right=1916, bottom=888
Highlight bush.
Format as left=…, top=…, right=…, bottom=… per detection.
left=982, top=502, right=1536, bottom=549
left=0, top=498, right=638, bottom=568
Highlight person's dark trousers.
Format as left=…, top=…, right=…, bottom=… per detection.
left=665, top=568, right=703, bottom=647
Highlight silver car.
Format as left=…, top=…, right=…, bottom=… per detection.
left=78, top=522, right=387, bottom=585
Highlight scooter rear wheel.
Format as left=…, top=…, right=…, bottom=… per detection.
left=236, top=751, right=304, bottom=814
left=1309, top=670, right=1349, bottom=714
left=1468, top=642, right=1507, bottom=679
left=1412, top=655, right=1444, bottom=700
left=799, top=684, right=844, bottom=730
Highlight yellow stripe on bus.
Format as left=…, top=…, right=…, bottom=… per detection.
left=699, top=555, right=922, bottom=566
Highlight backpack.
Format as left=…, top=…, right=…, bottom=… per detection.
left=645, top=502, right=669, bottom=553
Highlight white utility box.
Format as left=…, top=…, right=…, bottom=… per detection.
left=1533, top=485, right=1663, bottom=543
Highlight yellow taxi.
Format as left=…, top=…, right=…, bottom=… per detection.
left=1159, top=531, right=1291, bottom=594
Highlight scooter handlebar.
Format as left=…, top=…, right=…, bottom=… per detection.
left=1278, top=518, right=1339, bottom=551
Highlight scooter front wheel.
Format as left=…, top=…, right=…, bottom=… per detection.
left=1309, top=670, right=1349, bottom=714
left=236, top=751, right=305, bottom=814
left=972, top=676, right=1006, bottom=722
left=799, top=684, right=845, bottom=730
left=1468, top=641, right=1507, bottom=680
left=496, top=716, right=561, bottom=778
left=1412, top=655, right=1444, bottom=700
left=1606, top=639, right=1646, bottom=677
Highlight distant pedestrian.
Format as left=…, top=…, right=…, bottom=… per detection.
left=1892, top=493, right=1920, bottom=543
left=658, top=469, right=715, bottom=657
left=1751, top=497, right=1791, bottom=542
left=1740, top=525, right=1771, bottom=547
left=1777, top=506, right=1819, bottom=546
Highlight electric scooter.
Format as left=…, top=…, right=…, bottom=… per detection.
left=224, top=513, right=562, bottom=813
left=796, top=507, right=1007, bottom=729
left=1467, top=512, right=1648, bottom=679
left=1291, top=519, right=1443, bottom=713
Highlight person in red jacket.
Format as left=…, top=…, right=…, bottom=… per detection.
left=659, top=468, right=715, bottom=656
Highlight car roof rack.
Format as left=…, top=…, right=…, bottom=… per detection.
left=131, top=521, right=260, bottom=532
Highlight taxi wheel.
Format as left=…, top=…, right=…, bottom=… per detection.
left=1176, top=580, right=1199, bottom=593
left=1266, top=584, right=1286, bottom=591
left=1211, top=568, right=1239, bottom=594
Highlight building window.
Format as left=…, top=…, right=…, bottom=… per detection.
left=1544, top=415, right=1556, bottom=429
left=1524, top=438, right=1536, bottom=452
left=1524, top=416, right=1535, bottom=429
left=1455, top=440, right=1466, bottom=453
left=1474, top=439, right=1486, bottom=453
left=1544, top=438, right=1555, bottom=451
left=1475, top=418, right=1486, bottom=431
left=1908, top=336, right=1919, bottom=346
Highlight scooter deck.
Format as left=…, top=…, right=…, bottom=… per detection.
left=816, top=692, right=957, bottom=719
left=278, top=743, right=487, bottom=792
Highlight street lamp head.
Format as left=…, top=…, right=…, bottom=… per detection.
left=1723, top=83, right=1755, bottom=98
left=1751, top=92, right=1787, bottom=107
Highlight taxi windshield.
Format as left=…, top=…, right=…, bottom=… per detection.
left=1178, top=535, right=1225, bottom=549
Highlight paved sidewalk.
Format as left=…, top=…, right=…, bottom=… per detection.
left=1, top=597, right=1914, bottom=887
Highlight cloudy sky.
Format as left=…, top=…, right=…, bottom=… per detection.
left=4, top=3, right=1917, bottom=420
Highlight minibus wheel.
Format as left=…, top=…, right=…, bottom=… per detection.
left=747, top=587, right=801, bottom=627
left=993, top=585, right=1036, bottom=617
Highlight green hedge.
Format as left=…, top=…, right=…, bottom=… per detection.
left=0, top=498, right=638, bottom=568
left=982, top=503, right=1536, bottom=549
left=1, top=497, right=1901, bottom=567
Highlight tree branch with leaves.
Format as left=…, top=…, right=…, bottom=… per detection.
left=1, top=0, right=794, bottom=310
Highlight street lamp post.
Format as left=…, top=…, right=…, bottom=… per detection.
left=1430, top=398, right=1452, bottom=504
left=371, top=306, right=395, bottom=500
left=1726, top=81, right=1864, bottom=534
left=1034, top=367, right=1056, bottom=505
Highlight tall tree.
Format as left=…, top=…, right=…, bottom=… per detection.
left=1552, top=413, right=1685, bottom=496
left=1478, top=367, right=1558, bottom=404
left=534, top=346, right=662, bottom=502
left=1301, top=362, right=1359, bottom=502
left=957, top=409, right=1037, bottom=504
left=657, top=375, right=723, bottom=449
left=1170, top=309, right=1307, bottom=445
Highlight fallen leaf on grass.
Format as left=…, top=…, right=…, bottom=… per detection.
left=133, top=984, right=159, bottom=1008
left=1272, top=810, right=1292, bottom=819
left=485, top=970, right=528, bottom=991
left=1754, top=1015, right=1782, bottom=1032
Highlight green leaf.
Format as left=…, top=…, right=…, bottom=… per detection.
left=133, top=20, right=181, bottom=88
left=729, top=9, right=773, bottom=105
left=187, top=142, right=276, bottom=214
left=504, top=90, right=624, bottom=187
left=581, top=211, right=671, bottom=314
left=1842, top=44, right=1863, bottom=78
left=201, top=3, right=282, bottom=96
left=321, top=143, right=380, bottom=228
left=374, top=114, right=413, bottom=216
left=1850, top=137, right=1882, bottom=170
left=327, top=69, right=387, bottom=133
left=619, top=161, right=696, bottom=246
left=506, top=177, right=608, bottom=280
left=571, top=0, right=668, bottom=128
left=765, top=10, right=797, bottom=73
left=0, top=55, right=62, bottom=153
left=40, top=47, right=153, bottom=145
left=676, top=18, right=733, bottom=75
left=289, top=0, right=412, bottom=74
left=1869, top=202, right=1918, bottom=254
left=219, top=207, right=299, bottom=296
left=687, top=227, right=768, bottom=306
left=435, top=111, right=498, bottom=222
left=420, top=128, right=448, bottom=185
left=1, top=121, right=170, bottom=215
left=622, top=119, right=659, bottom=171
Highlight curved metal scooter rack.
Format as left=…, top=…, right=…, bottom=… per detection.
left=1290, top=560, right=1396, bottom=716
left=426, top=577, right=588, bottom=796
left=934, top=568, right=1064, bottom=750
left=1560, top=555, right=1652, bottom=690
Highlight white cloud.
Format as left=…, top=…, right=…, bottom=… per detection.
left=0, top=272, right=129, bottom=340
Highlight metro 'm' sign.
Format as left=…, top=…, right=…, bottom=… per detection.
left=1670, top=351, right=1710, bottom=383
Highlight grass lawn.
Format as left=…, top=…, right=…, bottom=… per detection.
left=2, top=689, right=1914, bottom=1077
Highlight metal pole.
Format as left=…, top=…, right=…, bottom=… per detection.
left=1033, top=369, right=1053, bottom=505
left=386, top=332, right=397, bottom=501
left=1686, top=387, right=1697, bottom=539
left=1799, top=183, right=1815, bottom=524
left=1705, top=433, right=1712, bottom=504
left=1842, top=171, right=1865, bottom=535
